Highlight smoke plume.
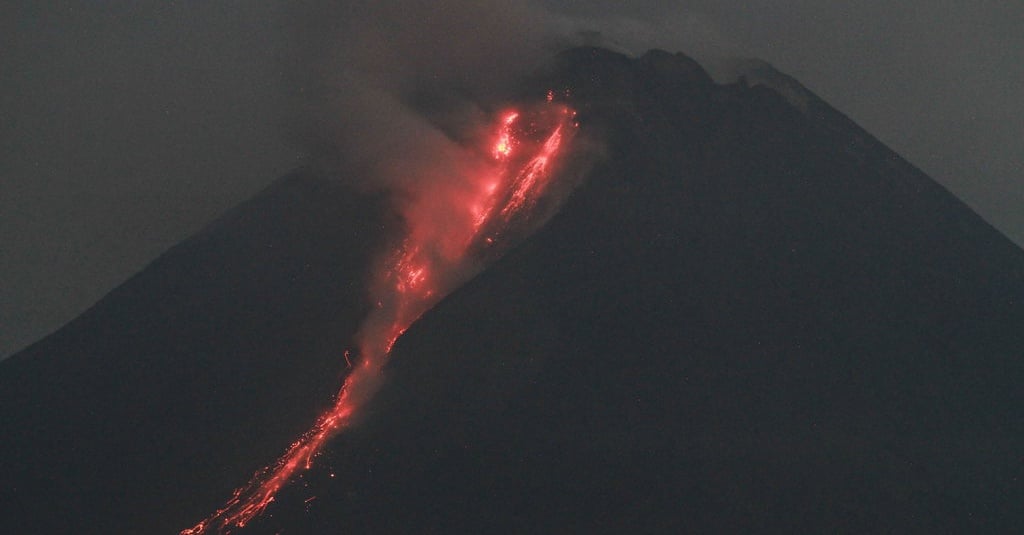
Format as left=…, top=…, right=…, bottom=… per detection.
left=184, top=4, right=600, bottom=532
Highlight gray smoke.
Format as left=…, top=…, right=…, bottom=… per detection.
left=3, top=1, right=1020, bottom=360
left=280, top=1, right=571, bottom=184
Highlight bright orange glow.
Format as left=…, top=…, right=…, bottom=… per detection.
left=500, top=124, right=563, bottom=221
left=183, top=97, right=577, bottom=534
left=492, top=112, right=518, bottom=159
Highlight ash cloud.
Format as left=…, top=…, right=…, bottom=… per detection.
left=277, top=1, right=744, bottom=196
left=275, top=0, right=600, bottom=351
left=281, top=1, right=570, bottom=186
left=277, top=1, right=604, bottom=304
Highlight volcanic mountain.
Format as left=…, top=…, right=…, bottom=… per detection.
left=2, top=47, right=1022, bottom=533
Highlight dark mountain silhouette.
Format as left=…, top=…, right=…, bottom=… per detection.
left=3, top=47, right=1022, bottom=533
left=0, top=175, right=394, bottom=532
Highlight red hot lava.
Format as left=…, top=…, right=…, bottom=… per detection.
left=183, top=100, right=577, bottom=534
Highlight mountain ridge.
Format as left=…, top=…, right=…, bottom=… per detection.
left=2, top=46, right=1022, bottom=533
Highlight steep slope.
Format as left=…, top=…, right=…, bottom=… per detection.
left=3, top=47, right=1023, bottom=533
left=233, top=48, right=1024, bottom=533
left=0, top=172, right=393, bottom=532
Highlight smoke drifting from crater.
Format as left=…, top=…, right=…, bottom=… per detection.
left=183, top=3, right=600, bottom=532
left=282, top=1, right=562, bottom=178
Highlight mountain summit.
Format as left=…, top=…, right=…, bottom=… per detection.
left=3, top=47, right=1022, bottom=533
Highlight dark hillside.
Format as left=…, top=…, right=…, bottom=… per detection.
left=3, top=48, right=1022, bottom=533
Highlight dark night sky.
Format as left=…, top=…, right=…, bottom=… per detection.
left=2, top=0, right=1021, bottom=358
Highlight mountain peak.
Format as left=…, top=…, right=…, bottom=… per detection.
left=545, top=46, right=713, bottom=101
left=3, top=47, right=1023, bottom=533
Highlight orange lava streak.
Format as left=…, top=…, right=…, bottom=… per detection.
left=180, top=390, right=358, bottom=535
left=183, top=99, right=576, bottom=534
left=500, top=125, right=563, bottom=221
left=493, top=111, right=519, bottom=159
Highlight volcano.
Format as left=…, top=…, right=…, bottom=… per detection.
left=2, top=47, right=1022, bottom=533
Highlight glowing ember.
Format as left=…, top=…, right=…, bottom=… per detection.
left=492, top=111, right=518, bottom=159
left=183, top=98, right=577, bottom=534
left=500, top=124, right=564, bottom=221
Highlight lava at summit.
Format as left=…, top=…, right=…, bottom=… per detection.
left=183, top=98, right=577, bottom=534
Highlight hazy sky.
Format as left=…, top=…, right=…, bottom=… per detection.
left=2, top=1, right=1021, bottom=358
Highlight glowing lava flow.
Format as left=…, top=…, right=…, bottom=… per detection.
left=183, top=101, right=576, bottom=535
left=501, top=123, right=563, bottom=221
